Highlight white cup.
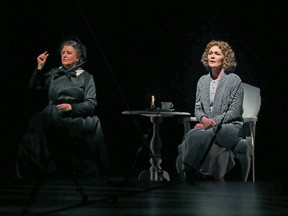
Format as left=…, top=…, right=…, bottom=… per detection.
left=161, top=102, right=174, bottom=110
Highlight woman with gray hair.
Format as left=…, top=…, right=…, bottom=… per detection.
left=176, top=40, right=244, bottom=182
left=16, top=36, right=109, bottom=179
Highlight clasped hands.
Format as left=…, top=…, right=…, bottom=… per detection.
left=57, top=103, right=72, bottom=113
left=194, top=116, right=217, bottom=129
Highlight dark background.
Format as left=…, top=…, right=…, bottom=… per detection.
left=1, top=0, right=287, bottom=181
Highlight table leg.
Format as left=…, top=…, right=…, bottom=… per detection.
left=138, top=116, right=170, bottom=181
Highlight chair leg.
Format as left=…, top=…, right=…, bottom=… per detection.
left=252, top=155, right=255, bottom=182
left=21, top=176, right=45, bottom=215
left=249, top=122, right=256, bottom=182
left=72, top=174, right=88, bottom=203
left=234, top=139, right=252, bottom=182
left=238, top=155, right=251, bottom=182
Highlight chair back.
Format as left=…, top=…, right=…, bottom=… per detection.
left=242, top=82, right=261, bottom=118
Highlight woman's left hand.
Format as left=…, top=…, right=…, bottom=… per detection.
left=194, top=123, right=205, bottom=129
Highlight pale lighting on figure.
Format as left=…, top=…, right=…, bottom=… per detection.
left=151, top=95, right=155, bottom=109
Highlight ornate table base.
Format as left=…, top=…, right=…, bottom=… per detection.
left=122, top=110, right=191, bottom=182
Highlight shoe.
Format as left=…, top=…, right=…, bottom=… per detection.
left=184, top=171, right=194, bottom=184
left=183, top=168, right=199, bottom=184
left=215, top=176, right=225, bottom=182
left=178, top=171, right=186, bottom=182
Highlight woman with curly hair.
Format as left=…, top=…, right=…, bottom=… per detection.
left=176, top=40, right=244, bottom=182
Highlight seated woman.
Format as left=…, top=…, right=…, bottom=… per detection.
left=16, top=36, right=109, bottom=179
left=176, top=40, right=244, bottom=182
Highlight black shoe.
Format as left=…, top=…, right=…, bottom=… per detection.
left=183, top=169, right=199, bottom=184
left=178, top=171, right=186, bottom=183
left=215, top=176, right=225, bottom=182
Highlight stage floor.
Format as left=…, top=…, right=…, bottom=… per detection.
left=1, top=175, right=288, bottom=216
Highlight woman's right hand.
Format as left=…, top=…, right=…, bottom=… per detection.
left=200, top=116, right=217, bottom=129
left=37, top=51, right=49, bottom=70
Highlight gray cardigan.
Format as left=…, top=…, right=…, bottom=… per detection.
left=194, top=72, right=244, bottom=126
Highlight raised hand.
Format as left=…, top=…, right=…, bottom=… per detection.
left=37, top=51, right=49, bottom=70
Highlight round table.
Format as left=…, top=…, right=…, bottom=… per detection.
left=122, top=110, right=191, bottom=181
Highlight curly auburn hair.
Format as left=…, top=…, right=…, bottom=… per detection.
left=201, top=40, right=237, bottom=72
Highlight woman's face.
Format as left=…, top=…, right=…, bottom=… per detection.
left=208, top=45, right=224, bottom=70
left=61, top=45, right=79, bottom=69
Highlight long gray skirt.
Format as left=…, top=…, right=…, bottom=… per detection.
left=177, top=123, right=242, bottom=178
left=16, top=111, right=109, bottom=179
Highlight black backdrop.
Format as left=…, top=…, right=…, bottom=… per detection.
left=1, top=0, right=287, bottom=181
